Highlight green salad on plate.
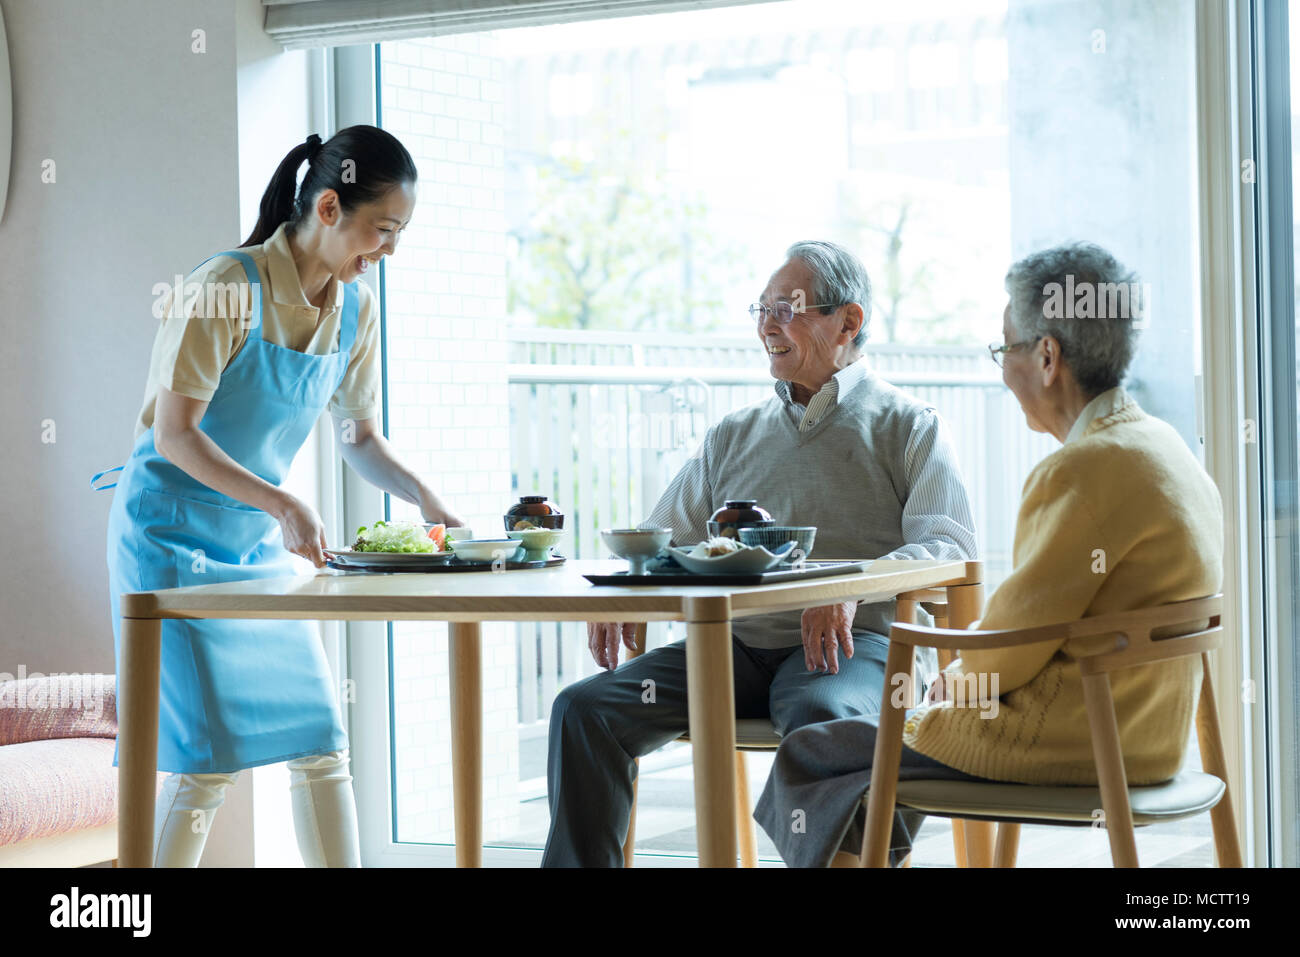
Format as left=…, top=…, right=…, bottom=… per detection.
left=351, top=520, right=438, bottom=553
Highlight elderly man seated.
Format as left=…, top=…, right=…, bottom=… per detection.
left=540, top=240, right=978, bottom=867
left=753, top=241, right=1224, bottom=868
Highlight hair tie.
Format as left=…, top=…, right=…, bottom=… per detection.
left=305, top=133, right=323, bottom=162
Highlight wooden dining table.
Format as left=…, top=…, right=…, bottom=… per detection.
left=114, top=557, right=982, bottom=867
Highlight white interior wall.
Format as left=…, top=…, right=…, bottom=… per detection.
left=1, top=0, right=240, bottom=676
left=0, top=0, right=317, bottom=867
left=234, top=0, right=316, bottom=870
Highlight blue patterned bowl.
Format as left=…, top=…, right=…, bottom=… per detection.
left=739, top=526, right=816, bottom=561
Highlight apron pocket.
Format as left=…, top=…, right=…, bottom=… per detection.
left=136, top=487, right=277, bottom=577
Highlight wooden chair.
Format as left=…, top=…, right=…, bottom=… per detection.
left=621, top=588, right=984, bottom=868
left=856, top=595, right=1243, bottom=868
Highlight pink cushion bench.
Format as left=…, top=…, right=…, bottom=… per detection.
left=0, top=675, right=164, bottom=863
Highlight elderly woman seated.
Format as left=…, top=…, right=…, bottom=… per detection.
left=753, top=241, right=1224, bottom=868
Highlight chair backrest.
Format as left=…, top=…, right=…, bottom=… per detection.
left=0, top=674, right=117, bottom=746
left=1068, top=595, right=1238, bottom=869
left=1061, top=595, right=1223, bottom=677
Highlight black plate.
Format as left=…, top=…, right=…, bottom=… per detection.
left=327, top=555, right=567, bottom=573
left=582, top=560, right=869, bottom=586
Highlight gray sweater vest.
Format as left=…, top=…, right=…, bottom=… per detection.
left=703, top=374, right=933, bottom=648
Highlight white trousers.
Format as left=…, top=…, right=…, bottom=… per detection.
left=152, top=749, right=361, bottom=867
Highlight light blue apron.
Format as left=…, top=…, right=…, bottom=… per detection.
left=93, top=249, right=354, bottom=774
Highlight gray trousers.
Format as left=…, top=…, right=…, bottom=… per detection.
left=754, top=711, right=987, bottom=868
left=542, top=630, right=956, bottom=867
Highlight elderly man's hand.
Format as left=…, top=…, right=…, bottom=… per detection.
left=588, top=621, right=639, bottom=670
left=802, top=601, right=857, bottom=674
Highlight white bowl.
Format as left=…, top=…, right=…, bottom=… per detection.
left=450, top=539, right=521, bottom=563
left=668, top=542, right=795, bottom=575
left=422, top=524, right=475, bottom=546
left=601, top=528, right=672, bottom=575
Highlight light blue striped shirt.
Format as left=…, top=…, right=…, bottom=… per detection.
left=777, top=356, right=873, bottom=432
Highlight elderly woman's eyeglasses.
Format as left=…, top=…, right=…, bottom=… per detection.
left=987, top=337, right=1041, bottom=368
left=749, top=301, right=843, bottom=324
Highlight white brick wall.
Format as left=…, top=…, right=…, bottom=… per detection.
left=380, top=33, right=519, bottom=844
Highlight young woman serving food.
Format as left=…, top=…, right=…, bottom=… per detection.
left=94, top=125, right=463, bottom=867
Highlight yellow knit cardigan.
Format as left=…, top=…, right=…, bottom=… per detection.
left=903, top=395, right=1224, bottom=785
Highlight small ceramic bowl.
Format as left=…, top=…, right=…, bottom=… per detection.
left=425, top=524, right=474, bottom=544
left=668, top=542, right=795, bottom=575
left=507, top=527, right=564, bottom=561
left=601, top=528, right=673, bottom=575
left=449, top=539, right=521, bottom=563
left=739, top=526, right=816, bottom=561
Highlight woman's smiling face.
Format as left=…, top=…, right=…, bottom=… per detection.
left=329, top=180, right=417, bottom=281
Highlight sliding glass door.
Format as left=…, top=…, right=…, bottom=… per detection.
left=1252, top=0, right=1299, bottom=868
left=340, top=0, right=1245, bottom=866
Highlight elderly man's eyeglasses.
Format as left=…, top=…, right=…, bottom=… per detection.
left=987, top=337, right=1041, bottom=368
left=749, top=301, right=843, bottom=324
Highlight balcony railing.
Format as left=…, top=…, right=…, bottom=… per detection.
left=506, top=327, right=1058, bottom=728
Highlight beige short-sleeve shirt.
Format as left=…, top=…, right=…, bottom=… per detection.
left=133, top=220, right=381, bottom=440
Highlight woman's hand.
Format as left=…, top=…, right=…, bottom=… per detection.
left=419, top=489, right=467, bottom=528
left=272, top=494, right=329, bottom=568
left=333, top=416, right=467, bottom=528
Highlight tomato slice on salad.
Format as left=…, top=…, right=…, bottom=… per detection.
left=426, top=523, right=447, bottom=551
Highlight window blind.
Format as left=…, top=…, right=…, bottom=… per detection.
left=262, top=0, right=778, bottom=49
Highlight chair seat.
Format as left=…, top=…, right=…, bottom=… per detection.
left=0, top=738, right=119, bottom=847
left=891, top=770, right=1226, bottom=826
left=679, top=718, right=782, bottom=751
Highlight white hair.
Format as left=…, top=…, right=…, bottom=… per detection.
left=785, top=240, right=873, bottom=349
left=1004, top=241, right=1142, bottom=396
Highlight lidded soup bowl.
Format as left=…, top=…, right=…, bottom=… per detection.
left=505, top=495, right=564, bottom=532
left=706, top=499, right=774, bottom=539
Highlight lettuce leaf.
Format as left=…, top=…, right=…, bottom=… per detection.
left=352, top=520, right=437, bottom=553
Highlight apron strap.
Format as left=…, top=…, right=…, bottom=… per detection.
left=191, top=249, right=265, bottom=338
left=91, top=466, right=123, bottom=491
left=338, top=281, right=360, bottom=355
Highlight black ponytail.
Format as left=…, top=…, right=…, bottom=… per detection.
left=240, top=125, right=419, bottom=247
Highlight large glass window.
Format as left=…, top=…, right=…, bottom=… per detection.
left=1253, top=0, right=1299, bottom=867
left=1280, top=0, right=1300, bottom=870
left=365, top=0, right=1210, bottom=865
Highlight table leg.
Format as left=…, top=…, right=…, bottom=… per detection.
left=118, top=616, right=161, bottom=868
left=943, top=581, right=994, bottom=867
left=623, top=623, right=649, bottom=868
left=449, top=622, right=482, bottom=867
left=685, top=596, right=736, bottom=868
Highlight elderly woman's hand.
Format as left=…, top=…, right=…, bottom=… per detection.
left=801, top=601, right=857, bottom=674
left=925, top=671, right=952, bottom=705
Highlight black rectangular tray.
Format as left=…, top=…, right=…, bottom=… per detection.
left=326, top=556, right=566, bottom=573
left=583, top=560, right=870, bottom=587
